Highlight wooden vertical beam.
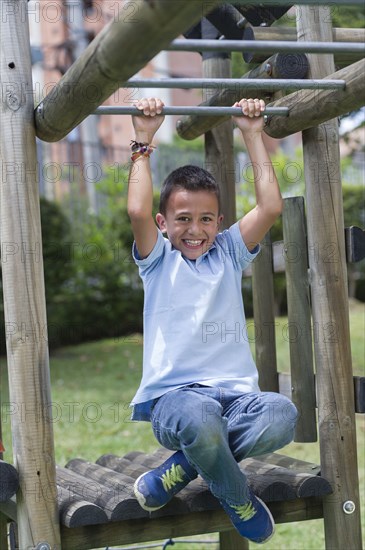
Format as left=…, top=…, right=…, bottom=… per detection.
left=282, top=198, right=316, bottom=442
left=297, top=7, right=362, bottom=550
left=204, top=56, right=236, bottom=227
left=0, top=1, right=61, bottom=547
left=251, top=233, right=278, bottom=392
left=220, top=529, right=249, bottom=549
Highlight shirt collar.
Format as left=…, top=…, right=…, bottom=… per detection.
left=170, top=241, right=217, bottom=265
left=195, top=241, right=217, bottom=266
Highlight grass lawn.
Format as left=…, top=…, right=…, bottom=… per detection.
left=0, top=301, right=364, bottom=549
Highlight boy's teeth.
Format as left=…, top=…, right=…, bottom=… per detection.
left=185, top=240, right=202, bottom=245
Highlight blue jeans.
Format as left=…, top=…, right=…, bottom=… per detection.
left=151, top=385, right=298, bottom=505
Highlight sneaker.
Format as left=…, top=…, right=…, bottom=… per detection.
left=133, top=450, right=197, bottom=512
left=220, top=490, right=275, bottom=543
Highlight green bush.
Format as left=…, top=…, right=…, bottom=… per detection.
left=47, top=167, right=144, bottom=348
left=0, top=197, right=76, bottom=353
left=40, top=197, right=74, bottom=302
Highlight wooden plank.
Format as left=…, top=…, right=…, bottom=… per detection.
left=0, top=1, right=61, bottom=547
left=297, top=7, right=362, bottom=550
left=34, top=0, right=222, bottom=142
left=282, top=198, right=317, bottom=442
left=60, top=499, right=324, bottom=550
left=57, top=486, right=108, bottom=528
left=66, top=458, right=136, bottom=487
left=240, top=459, right=332, bottom=500
left=122, top=450, right=146, bottom=461
left=85, top=449, right=333, bottom=510
left=150, top=447, right=175, bottom=461
left=66, top=458, right=215, bottom=518
left=169, top=477, right=219, bottom=514
left=56, top=466, right=145, bottom=521
left=251, top=233, right=279, bottom=392
left=96, top=454, right=149, bottom=479
left=177, top=52, right=308, bottom=141
left=265, top=58, right=365, bottom=139
left=253, top=452, right=321, bottom=475
left=123, top=447, right=173, bottom=470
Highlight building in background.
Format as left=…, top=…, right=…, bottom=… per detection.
left=28, top=0, right=204, bottom=207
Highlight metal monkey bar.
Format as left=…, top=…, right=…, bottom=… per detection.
left=93, top=106, right=289, bottom=116
left=167, top=39, right=365, bottom=55
left=124, top=78, right=346, bottom=91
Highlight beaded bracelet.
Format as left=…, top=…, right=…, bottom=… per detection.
left=130, top=140, right=155, bottom=162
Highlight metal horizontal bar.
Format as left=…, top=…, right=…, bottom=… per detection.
left=125, top=78, right=346, bottom=91
left=168, top=39, right=365, bottom=54
left=93, top=106, right=289, bottom=116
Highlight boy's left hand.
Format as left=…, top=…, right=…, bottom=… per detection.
left=232, top=98, right=266, bottom=134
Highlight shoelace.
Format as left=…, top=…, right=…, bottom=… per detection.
left=231, top=501, right=257, bottom=521
left=160, top=463, right=185, bottom=491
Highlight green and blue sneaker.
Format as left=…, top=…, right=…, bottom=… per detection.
left=220, top=490, right=275, bottom=543
left=133, top=450, right=197, bottom=511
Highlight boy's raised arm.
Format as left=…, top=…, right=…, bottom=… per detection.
left=233, top=99, right=283, bottom=252
left=127, top=98, right=165, bottom=259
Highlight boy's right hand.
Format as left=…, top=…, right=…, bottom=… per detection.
left=132, top=97, right=165, bottom=143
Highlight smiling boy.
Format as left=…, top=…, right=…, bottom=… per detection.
left=127, top=97, right=297, bottom=543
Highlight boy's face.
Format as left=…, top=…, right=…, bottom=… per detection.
left=156, top=189, right=223, bottom=260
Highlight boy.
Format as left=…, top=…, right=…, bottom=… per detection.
left=127, top=97, right=297, bottom=543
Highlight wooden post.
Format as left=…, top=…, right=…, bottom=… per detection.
left=34, top=0, right=222, bottom=143
left=282, top=198, right=316, bottom=443
left=220, top=529, right=249, bottom=550
left=177, top=52, right=308, bottom=141
left=251, top=233, right=278, bottom=392
left=265, top=58, right=365, bottom=139
left=0, top=1, right=61, bottom=547
left=297, top=6, right=362, bottom=549
left=203, top=55, right=236, bottom=227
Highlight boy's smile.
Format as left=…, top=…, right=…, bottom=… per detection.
left=156, top=189, right=223, bottom=260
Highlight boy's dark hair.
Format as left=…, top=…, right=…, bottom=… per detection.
left=159, top=165, right=221, bottom=215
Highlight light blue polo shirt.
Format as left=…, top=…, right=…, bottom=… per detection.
left=131, top=221, right=261, bottom=421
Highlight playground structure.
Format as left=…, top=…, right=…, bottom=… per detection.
left=0, top=1, right=364, bottom=549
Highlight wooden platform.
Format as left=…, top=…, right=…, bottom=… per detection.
left=45, top=448, right=331, bottom=549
